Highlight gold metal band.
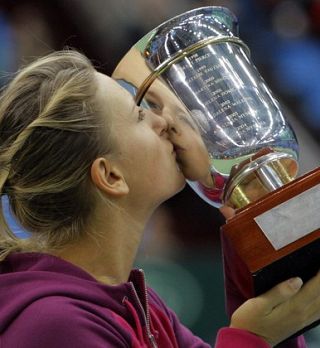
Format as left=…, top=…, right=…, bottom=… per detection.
left=135, top=36, right=250, bottom=104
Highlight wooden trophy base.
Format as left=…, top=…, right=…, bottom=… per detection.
left=221, top=167, right=320, bottom=335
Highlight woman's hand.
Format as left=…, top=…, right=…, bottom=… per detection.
left=230, top=273, right=320, bottom=346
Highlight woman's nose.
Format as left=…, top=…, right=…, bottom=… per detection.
left=161, top=110, right=179, bottom=135
left=152, top=112, right=169, bottom=136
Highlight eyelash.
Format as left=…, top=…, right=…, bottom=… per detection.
left=147, top=100, right=161, bottom=111
left=138, top=108, right=146, bottom=121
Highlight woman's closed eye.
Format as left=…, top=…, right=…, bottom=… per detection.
left=145, top=99, right=162, bottom=113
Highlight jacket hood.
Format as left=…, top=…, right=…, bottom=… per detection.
left=0, top=252, right=133, bottom=334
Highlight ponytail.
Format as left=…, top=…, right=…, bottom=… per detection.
left=0, top=50, right=112, bottom=258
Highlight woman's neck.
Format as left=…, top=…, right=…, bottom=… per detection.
left=53, top=209, right=147, bottom=285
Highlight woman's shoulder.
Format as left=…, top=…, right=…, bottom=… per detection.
left=2, top=296, right=131, bottom=347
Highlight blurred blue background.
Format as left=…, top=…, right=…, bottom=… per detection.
left=1, top=0, right=320, bottom=345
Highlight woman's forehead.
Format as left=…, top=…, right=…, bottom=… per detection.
left=95, top=72, right=135, bottom=115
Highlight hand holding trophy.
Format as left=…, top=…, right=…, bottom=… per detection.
left=113, top=6, right=320, bottom=338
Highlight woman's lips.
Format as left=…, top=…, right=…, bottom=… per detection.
left=172, top=144, right=185, bottom=173
left=172, top=144, right=185, bottom=153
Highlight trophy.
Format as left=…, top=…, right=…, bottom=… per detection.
left=113, top=6, right=320, bottom=334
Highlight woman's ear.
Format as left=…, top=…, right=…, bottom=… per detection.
left=90, top=157, right=129, bottom=197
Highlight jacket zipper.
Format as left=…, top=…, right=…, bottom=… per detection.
left=129, top=272, right=157, bottom=348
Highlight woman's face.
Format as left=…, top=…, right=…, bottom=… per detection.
left=143, top=82, right=213, bottom=187
left=95, top=72, right=185, bottom=208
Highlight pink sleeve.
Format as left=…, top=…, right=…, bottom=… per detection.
left=215, top=328, right=270, bottom=347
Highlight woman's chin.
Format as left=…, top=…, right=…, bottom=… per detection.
left=159, top=180, right=186, bottom=205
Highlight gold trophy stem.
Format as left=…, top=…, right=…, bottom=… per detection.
left=229, top=186, right=252, bottom=208
left=269, top=161, right=294, bottom=184
left=224, top=154, right=298, bottom=210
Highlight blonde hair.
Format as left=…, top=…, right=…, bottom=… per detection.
left=0, top=50, right=112, bottom=259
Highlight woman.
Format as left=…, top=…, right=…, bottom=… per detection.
left=0, top=50, right=319, bottom=348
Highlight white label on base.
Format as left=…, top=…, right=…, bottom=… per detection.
left=254, top=183, right=320, bottom=250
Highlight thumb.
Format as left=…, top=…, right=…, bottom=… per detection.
left=219, top=205, right=235, bottom=219
left=259, top=277, right=303, bottom=310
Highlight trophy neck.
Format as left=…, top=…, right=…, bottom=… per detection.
left=224, top=152, right=299, bottom=209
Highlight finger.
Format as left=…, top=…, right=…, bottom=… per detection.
left=257, top=277, right=303, bottom=311
left=291, top=271, right=320, bottom=307
left=219, top=205, right=235, bottom=219
left=301, top=295, right=320, bottom=328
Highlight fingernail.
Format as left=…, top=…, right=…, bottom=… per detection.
left=288, top=277, right=303, bottom=290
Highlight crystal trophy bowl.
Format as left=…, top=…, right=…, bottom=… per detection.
left=113, top=6, right=299, bottom=209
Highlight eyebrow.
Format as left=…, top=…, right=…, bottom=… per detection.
left=143, top=91, right=162, bottom=107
